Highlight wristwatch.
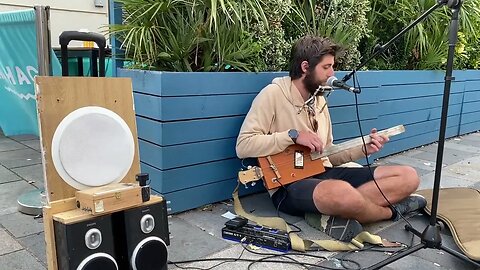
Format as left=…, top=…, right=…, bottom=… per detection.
left=288, top=129, right=299, bottom=143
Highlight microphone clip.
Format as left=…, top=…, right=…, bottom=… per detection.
left=313, top=85, right=334, bottom=96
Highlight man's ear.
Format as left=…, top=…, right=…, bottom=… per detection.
left=301, top=61, right=309, bottom=73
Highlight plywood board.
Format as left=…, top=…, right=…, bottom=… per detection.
left=35, top=76, right=140, bottom=202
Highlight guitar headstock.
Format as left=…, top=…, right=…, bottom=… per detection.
left=238, top=166, right=264, bottom=185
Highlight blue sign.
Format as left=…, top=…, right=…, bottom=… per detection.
left=0, top=9, right=61, bottom=136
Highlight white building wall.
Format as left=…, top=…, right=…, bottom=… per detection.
left=0, top=0, right=109, bottom=47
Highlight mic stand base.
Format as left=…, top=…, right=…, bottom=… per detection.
left=365, top=224, right=480, bottom=270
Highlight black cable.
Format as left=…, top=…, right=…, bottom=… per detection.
left=171, top=243, right=247, bottom=270
left=274, top=180, right=302, bottom=233
left=338, top=242, right=411, bottom=270
left=241, top=241, right=363, bottom=270
left=352, top=73, right=414, bottom=229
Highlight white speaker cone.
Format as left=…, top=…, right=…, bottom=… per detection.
left=51, top=106, right=135, bottom=190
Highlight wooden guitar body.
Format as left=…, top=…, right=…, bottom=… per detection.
left=257, top=145, right=326, bottom=190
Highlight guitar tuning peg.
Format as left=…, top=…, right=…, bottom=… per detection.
left=251, top=182, right=256, bottom=187
left=247, top=165, right=252, bottom=169
left=243, top=183, right=248, bottom=189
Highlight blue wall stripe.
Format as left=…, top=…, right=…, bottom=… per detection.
left=381, top=94, right=463, bottom=115
left=157, top=178, right=264, bottom=213
left=329, top=104, right=379, bottom=123
left=139, top=138, right=237, bottom=170
left=460, top=122, right=480, bottom=134
left=136, top=116, right=244, bottom=146
left=134, top=93, right=256, bottom=121
left=462, top=101, right=480, bottom=114
left=142, top=158, right=242, bottom=193
left=460, top=111, right=480, bottom=124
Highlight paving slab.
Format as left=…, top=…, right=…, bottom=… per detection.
left=20, top=139, right=41, bottom=152
left=0, top=148, right=42, bottom=169
left=0, top=229, right=22, bottom=255
left=444, top=139, right=480, bottom=154
left=377, top=155, right=435, bottom=176
left=0, top=140, right=28, bottom=152
left=176, top=201, right=237, bottom=241
left=0, top=249, right=46, bottom=270
left=441, top=156, right=480, bottom=183
left=0, top=212, right=44, bottom=238
left=456, top=133, right=480, bottom=143
left=0, top=165, right=21, bottom=184
left=419, top=171, right=477, bottom=190
left=167, top=216, right=232, bottom=262
left=11, top=164, right=44, bottom=189
left=8, top=134, right=39, bottom=141
left=416, top=142, right=439, bottom=154
left=17, top=232, right=46, bottom=266
left=0, top=181, right=37, bottom=217
left=410, top=148, right=471, bottom=166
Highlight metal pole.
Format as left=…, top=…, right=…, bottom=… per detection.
left=34, top=5, right=52, bottom=76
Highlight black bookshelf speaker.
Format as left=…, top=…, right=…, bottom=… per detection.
left=113, top=197, right=170, bottom=270
left=54, top=214, right=119, bottom=270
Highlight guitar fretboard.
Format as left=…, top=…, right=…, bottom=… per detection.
left=310, top=125, right=405, bottom=160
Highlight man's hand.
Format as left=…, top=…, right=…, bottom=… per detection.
left=364, top=128, right=389, bottom=155
left=296, top=131, right=324, bottom=153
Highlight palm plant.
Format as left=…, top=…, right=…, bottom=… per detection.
left=109, top=0, right=267, bottom=71
left=284, top=0, right=370, bottom=70
left=364, top=0, right=480, bottom=70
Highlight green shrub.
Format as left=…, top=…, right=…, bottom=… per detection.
left=110, top=0, right=267, bottom=71
left=109, top=0, right=480, bottom=71
left=363, top=0, right=480, bottom=70
left=283, top=0, right=370, bottom=71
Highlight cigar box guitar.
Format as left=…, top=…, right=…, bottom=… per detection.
left=238, top=125, right=405, bottom=190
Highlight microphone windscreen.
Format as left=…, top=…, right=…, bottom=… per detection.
left=326, top=76, right=337, bottom=87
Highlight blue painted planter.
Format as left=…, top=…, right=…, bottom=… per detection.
left=118, top=69, right=480, bottom=213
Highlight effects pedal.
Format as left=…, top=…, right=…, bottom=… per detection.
left=221, top=217, right=291, bottom=252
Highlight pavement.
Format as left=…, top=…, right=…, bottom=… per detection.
left=1, top=129, right=480, bottom=270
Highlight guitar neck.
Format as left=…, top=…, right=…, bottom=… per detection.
left=310, top=125, right=405, bottom=160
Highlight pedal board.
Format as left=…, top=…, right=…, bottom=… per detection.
left=221, top=220, right=291, bottom=252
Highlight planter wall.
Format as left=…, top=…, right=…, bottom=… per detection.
left=118, top=69, right=480, bottom=213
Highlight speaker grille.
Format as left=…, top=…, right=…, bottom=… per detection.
left=77, top=253, right=118, bottom=270
left=131, top=237, right=167, bottom=270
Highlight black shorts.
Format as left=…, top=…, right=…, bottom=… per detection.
left=271, top=166, right=377, bottom=216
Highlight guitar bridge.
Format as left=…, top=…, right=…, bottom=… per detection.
left=266, top=156, right=281, bottom=182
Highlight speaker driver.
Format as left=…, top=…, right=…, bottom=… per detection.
left=77, top=253, right=118, bottom=270
left=131, top=236, right=168, bottom=270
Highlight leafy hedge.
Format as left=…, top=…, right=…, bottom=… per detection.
left=110, top=0, right=480, bottom=71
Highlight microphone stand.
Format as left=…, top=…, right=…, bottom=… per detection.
left=345, top=0, right=480, bottom=268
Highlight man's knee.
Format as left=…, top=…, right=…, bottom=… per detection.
left=313, top=180, right=366, bottom=214
left=401, top=166, right=420, bottom=193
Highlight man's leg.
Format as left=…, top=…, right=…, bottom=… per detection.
left=312, top=165, right=420, bottom=223
left=356, top=165, right=420, bottom=206
left=312, top=179, right=393, bottom=223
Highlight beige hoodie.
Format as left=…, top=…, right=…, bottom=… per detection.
left=236, top=76, right=365, bottom=167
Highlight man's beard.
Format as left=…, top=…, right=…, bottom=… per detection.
left=303, top=71, right=322, bottom=95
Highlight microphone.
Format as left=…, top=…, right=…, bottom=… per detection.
left=326, top=76, right=360, bottom=94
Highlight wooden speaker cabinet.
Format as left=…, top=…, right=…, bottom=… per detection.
left=54, top=214, right=119, bottom=270
left=113, top=197, right=170, bottom=270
